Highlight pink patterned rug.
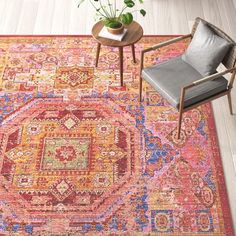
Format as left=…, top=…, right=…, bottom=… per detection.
left=0, top=36, right=234, bottom=235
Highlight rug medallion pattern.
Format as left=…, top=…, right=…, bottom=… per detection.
left=0, top=36, right=234, bottom=235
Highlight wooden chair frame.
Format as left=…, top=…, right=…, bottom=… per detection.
left=139, top=33, right=236, bottom=139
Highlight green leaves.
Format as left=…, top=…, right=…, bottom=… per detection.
left=104, top=19, right=122, bottom=28
left=140, top=9, right=146, bottom=16
left=78, top=0, right=146, bottom=25
left=126, top=12, right=133, bottom=23
left=124, top=0, right=135, bottom=8
left=121, top=12, right=133, bottom=25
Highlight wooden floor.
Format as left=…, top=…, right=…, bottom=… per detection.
left=0, top=0, right=235, bottom=230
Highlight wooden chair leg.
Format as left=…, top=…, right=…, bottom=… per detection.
left=177, top=110, right=183, bottom=139
left=139, top=76, right=143, bottom=102
left=227, top=91, right=233, bottom=115
left=177, top=88, right=185, bottom=139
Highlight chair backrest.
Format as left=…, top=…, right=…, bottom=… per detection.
left=191, top=17, right=236, bottom=69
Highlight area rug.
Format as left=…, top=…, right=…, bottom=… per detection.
left=0, top=36, right=234, bottom=235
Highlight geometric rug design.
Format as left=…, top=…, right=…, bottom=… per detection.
left=0, top=36, right=234, bottom=235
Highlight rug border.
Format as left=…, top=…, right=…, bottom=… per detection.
left=208, top=103, right=235, bottom=235
left=0, top=35, right=234, bottom=234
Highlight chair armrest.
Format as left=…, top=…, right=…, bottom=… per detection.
left=185, top=67, right=236, bottom=89
left=178, top=67, right=236, bottom=112
left=142, top=34, right=192, bottom=53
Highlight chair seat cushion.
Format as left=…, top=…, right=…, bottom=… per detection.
left=142, top=56, right=228, bottom=108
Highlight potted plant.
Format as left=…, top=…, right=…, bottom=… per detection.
left=78, top=0, right=146, bottom=35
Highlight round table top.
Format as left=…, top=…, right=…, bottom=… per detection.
left=92, top=21, right=143, bottom=47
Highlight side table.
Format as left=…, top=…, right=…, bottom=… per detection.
left=92, top=21, right=143, bottom=86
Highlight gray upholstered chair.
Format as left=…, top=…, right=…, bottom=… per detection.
left=139, top=17, right=236, bottom=139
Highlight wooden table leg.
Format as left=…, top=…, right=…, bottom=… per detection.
left=119, top=47, right=124, bottom=86
left=95, top=43, right=101, bottom=67
left=131, top=44, right=136, bottom=63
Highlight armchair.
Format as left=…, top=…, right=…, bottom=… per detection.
left=139, top=17, right=236, bottom=139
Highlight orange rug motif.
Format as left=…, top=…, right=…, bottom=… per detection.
left=0, top=36, right=234, bottom=235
